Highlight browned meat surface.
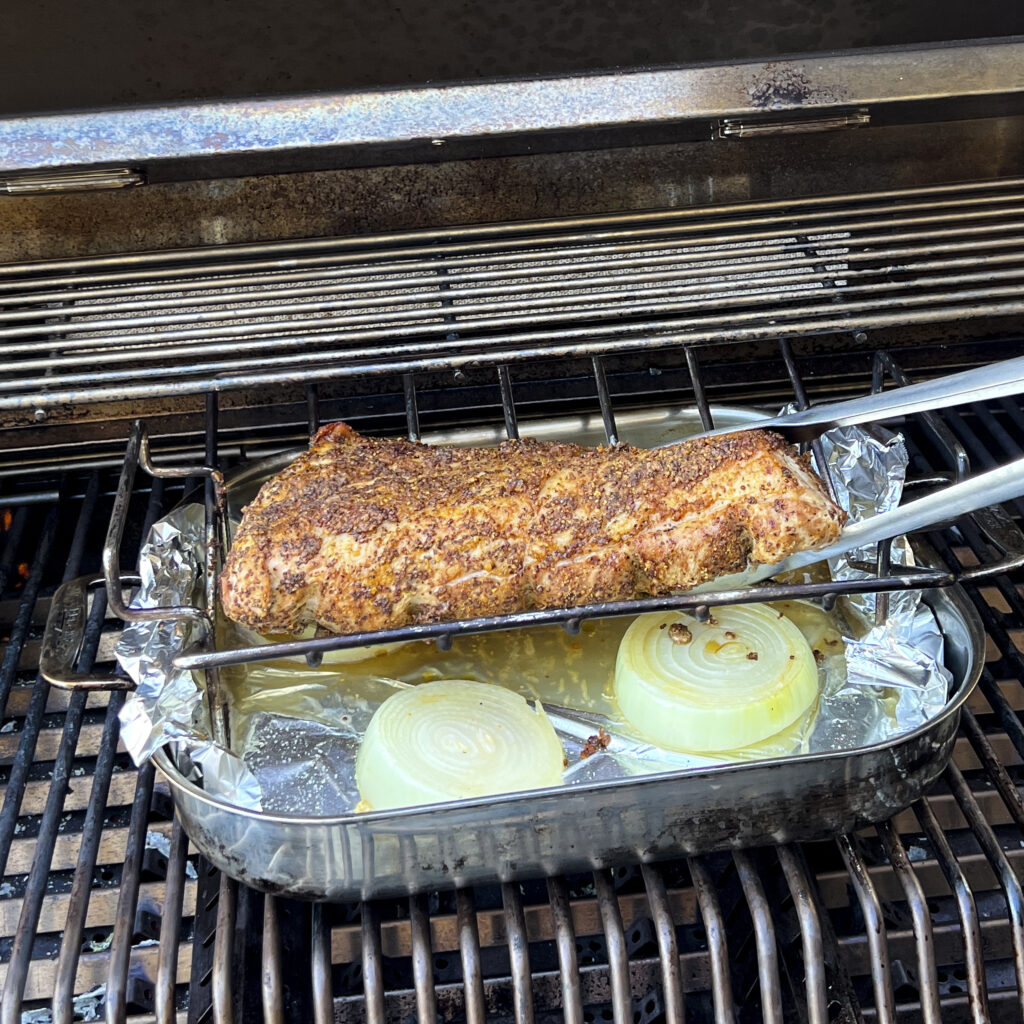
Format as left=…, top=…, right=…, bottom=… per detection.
left=220, top=422, right=847, bottom=634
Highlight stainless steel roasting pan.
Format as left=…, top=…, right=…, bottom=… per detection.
left=42, top=403, right=990, bottom=901
left=152, top=579, right=981, bottom=901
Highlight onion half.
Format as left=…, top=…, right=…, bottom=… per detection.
left=614, top=605, right=818, bottom=753
left=355, top=679, right=565, bottom=810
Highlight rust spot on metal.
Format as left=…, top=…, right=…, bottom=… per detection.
left=748, top=62, right=847, bottom=110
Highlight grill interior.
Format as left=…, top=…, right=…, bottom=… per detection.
left=2, top=313, right=1024, bottom=1020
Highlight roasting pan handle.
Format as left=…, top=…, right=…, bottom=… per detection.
left=41, top=574, right=140, bottom=691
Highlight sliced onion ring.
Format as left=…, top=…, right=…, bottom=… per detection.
left=355, top=679, right=565, bottom=810
left=614, top=605, right=818, bottom=753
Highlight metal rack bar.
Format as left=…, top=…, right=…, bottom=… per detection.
left=360, top=902, right=386, bottom=1024
left=2, top=676, right=91, bottom=1022
left=498, top=365, right=519, bottom=440
left=10, top=230, right=1024, bottom=326
left=836, top=835, right=897, bottom=1024
left=875, top=822, right=942, bottom=1024
left=455, top=889, right=486, bottom=1024
left=410, top=894, right=437, bottom=1024
left=777, top=338, right=839, bottom=505
left=776, top=846, right=828, bottom=1024
left=945, top=763, right=1024, bottom=1011
left=502, top=883, right=535, bottom=1024
left=5, top=180, right=1022, bottom=286
left=547, top=877, right=584, bottom=1024
left=959, top=707, right=1024, bottom=831
left=306, top=384, right=321, bottom=436
left=593, top=870, right=633, bottom=1022
left=913, top=797, right=989, bottom=1023
left=641, top=863, right=685, bottom=1024
left=261, top=897, right=284, bottom=1024
left=688, top=857, right=736, bottom=1024
left=104, top=760, right=157, bottom=1024
left=15, top=248, right=1024, bottom=337
left=591, top=356, right=619, bottom=446
left=13, top=297, right=1024, bottom=412
left=733, top=851, right=783, bottom=1024
left=880, top=353, right=970, bottom=481
left=311, top=903, right=333, bottom=1024
left=212, top=875, right=237, bottom=1024
left=176, top=567, right=954, bottom=672
left=154, top=818, right=190, bottom=1024
left=403, top=373, right=421, bottom=442
left=685, top=347, right=714, bottom=433
left=14, top=273, right=1024, bottom=391
left=52, top=689, right=127, bottom=1024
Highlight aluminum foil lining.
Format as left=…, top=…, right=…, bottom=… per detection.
left=115, top=425, right=951, bottom=816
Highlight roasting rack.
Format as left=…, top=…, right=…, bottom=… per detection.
left=37, top=340, right=1024, bottom=752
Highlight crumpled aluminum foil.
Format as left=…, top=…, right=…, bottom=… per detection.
left=115, top=424, right=952, bottom=815
left=115, top=506, right=262, bottom=810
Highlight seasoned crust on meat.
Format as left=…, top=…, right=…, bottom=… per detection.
left=220, top=422, right=847, bottom=634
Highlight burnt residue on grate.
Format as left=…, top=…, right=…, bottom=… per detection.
left=748, top=62, right=850, bottom=110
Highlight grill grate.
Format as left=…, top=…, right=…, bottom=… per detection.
left=2, top=178, right=1024, bottom=415
left=3, top=336, right=1024, bottom=1023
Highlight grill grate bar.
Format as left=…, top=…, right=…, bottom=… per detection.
left=455, top=888, right=487, bottom=1024
left=105, top=760, right=157, bottom=1024
left=837, top=835, right=897, bottom=1024
left=260, top=897, right=284, bottom=1024
left=876, top=821, right=943, bottom=1024
left=944, top=762, right=1024, bottom=1010
left=155, top=818, right=189, bottom=1024
left=913, top=797, right=989, bottom=1022
left=52, top=689, right=127, bottom=1024
left=776, top=846, right=829, bottom=1024
left=10, top=268, right=1024, bottom=388
left=547, top=876, right=584, bottom=1024
left=501, top=882, right=535, bottom=1024
left=7, top=229, right=1023, bottom=326
left=959, top=707, right=1024, bottom=831
left=11, top=248, right=1024, bottom=357
left=3, top=182, right=1023, bottom=291
left=410, top=893, right=437, bottom=1024
left=733, top=851, right=783, bottom=1024
left=688, top=857, right=736, bottom=1024
left=593, top=870, right=633, bottom=1022
left=497, top=364, right=519, bottom=440
left=310, top=903, right=332, bottom=1024
left=640, top=863, right=686, bottom=1024
left=359, top=901, right=386, bottom=1024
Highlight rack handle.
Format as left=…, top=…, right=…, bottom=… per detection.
left=40, top=574, right=139, bottom=691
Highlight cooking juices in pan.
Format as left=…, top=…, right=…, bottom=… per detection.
left=221, top=597, right=855, bottom=813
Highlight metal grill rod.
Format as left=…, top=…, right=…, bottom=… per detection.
left=836, top=835, right=897, bottom=1024
left=13, top=292, right=1024, bottom=416
left=13, top=265, right=1024, bottom=383
left=776, top=846, right=828, bottom=1024
left=4, top=178, right=1022, bottom=286
left=10, top=225, right=1024, bottom=318
left=13, top=247, right=1024, bottom=348
left=913, top=797, right=989, bottom=1023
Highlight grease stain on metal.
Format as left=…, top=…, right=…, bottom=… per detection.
left=749, top=62, right=847, bottom=110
